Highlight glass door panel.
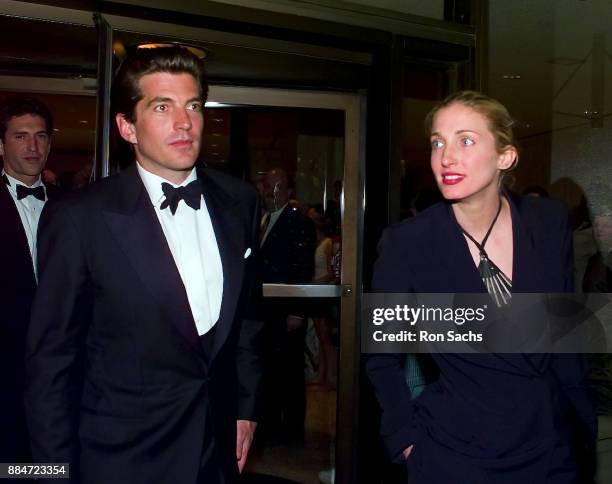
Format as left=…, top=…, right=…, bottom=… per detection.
left=207, top=86, right=363, bottom=484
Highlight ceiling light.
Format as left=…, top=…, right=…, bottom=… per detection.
left=205, top=102, right=231, bottom=108
left=113, top=41, right=126, bottom=59
left=135, top=43, right=207, bottom=60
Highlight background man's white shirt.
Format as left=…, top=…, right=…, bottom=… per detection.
left=3, top=170, right=46, bottom=277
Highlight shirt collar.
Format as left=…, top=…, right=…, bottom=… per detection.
left=268, top=203, right=288, bottom=217
left=136, top=162, right=198, bottom=208
left=2, top=170, right=44, bottom=194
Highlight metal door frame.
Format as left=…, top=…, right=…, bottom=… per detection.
left=209, top=85, right=365, bottom=484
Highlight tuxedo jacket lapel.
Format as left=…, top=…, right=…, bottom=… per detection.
left=102, top=164, right=203, bottom=356
left=100, top=164, right=249, bottom=364
left=0, top=181, right=36, bottom=287
left=198, top=169, right=246, bottom=362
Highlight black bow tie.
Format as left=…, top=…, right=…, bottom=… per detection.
left=160, top=180, right=203, bottom=215
left=16, top=184, right=46, bottom=201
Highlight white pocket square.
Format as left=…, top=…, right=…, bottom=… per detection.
left=244, top=248, right=252, bottom=259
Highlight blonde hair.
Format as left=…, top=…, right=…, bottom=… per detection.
left=425, top=90, right=518, bottom=172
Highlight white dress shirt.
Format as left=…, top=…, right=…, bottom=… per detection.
left=3, top=170, right=47, bottom=277
left=137, top=162, right=223, bottom=336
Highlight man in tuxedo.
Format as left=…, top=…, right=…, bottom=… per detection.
left=259, top=169, right=315, bottom=443
left=0, top=95, right=56, bottom=466
left=25, top=46, right=263, bottom=484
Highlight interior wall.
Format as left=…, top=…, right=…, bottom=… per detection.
left=488, top=0, right=612, bottom=215
left=487, top=0, right=554, bottom=195
left=549, top=1, right=612, bottom=213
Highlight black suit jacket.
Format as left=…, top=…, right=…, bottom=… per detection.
left=259, top=205, right=315, bottom=327
left=0, top=179, right=59, bottom=463
left=25, top=164, right=263, bottom=484
left=366, top=193, right=596, bottom=482
left=259, top=204, right=316, bottom=285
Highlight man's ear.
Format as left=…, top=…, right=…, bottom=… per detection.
left=116, top=113, right=137, bottom=144
left=0, top=139, right=4, bottom=157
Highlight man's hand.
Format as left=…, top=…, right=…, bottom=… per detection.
left=286, top=315, right=304, bottom=332
left=236, top=420, right=257, bottom=473
left=403, top=444, right=414, bottom=460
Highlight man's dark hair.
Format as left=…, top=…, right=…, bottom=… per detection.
left=0, top=95, right=53, bottom=141
left=112, top=45, right=209, bottom=123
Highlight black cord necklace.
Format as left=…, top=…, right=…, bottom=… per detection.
left=459, top=198, right=512, bottom=307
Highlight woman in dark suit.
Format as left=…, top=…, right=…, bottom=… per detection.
left=367, top=91, right=596, bottom=483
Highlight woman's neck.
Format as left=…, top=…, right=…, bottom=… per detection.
left=452, top=190, right=504, bottom=240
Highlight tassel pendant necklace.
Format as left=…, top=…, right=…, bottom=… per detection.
left=459, top=198, right=512, bottom=307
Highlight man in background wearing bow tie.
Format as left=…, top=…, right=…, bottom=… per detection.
left=25, top=46, right=263, bottom=484
left=0, top=95, right=57, bottom=469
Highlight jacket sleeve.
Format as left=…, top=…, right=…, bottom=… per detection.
left=236, top=191, right=264, bottom=421
left=365, top=227, right=418, bottom=463
left=24, top=200, right=89, bottom=479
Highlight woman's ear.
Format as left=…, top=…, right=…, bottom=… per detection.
left=498, top=145, right=518, bottom=171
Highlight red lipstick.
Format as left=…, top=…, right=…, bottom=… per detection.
left=441, top=172, right=465, bottom=185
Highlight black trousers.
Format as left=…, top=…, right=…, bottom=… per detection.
left=261, top=305, right=306, bottom=442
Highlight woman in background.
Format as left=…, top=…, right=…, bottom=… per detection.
left=367, top=91, right=596, bottom=483
left=308, top=207, right=337, bottom=388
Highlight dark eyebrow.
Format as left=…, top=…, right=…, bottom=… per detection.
left=146, top=97, right=172, bottom=108
left=12, top=130, right=48, bottom=136
left=145, top=96, right=203, bottom=107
